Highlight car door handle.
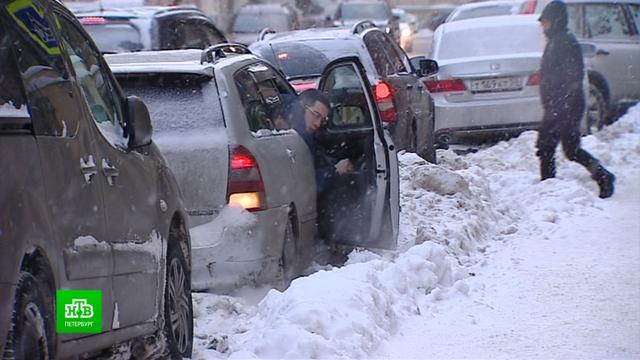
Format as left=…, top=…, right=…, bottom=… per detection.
left=80, top=155, right=97, bottom=184
left=101, top=158, right=119, bottom=186
left=596, top=48, right=610, bottom=56
left=406, top=83, right=414, bottom=89
left=286, top=148, right=296, bottom=163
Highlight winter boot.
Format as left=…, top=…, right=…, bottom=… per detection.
left=592, top=165, right=615, bottom=199
left=539, top=155, right=556, bottom=181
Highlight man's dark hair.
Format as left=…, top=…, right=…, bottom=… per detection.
left=299, top=88, right=330, bottom=110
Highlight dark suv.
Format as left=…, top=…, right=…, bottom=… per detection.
left=74, top=5, right=227, bottom=53
left=250, top=22, right=440, bottom=162
left=1, top=0, right=193, bottom=358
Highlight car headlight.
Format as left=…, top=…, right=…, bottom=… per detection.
left=401, top=28, right=412, bottom=38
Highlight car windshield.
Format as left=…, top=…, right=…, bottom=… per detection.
left=436, top=25, right=543, bottom=60
left=341, top=3, right=389, bottom=20
left=117, top=74, right=224, bottom=134
left=232, top=13, right=290, bottom=32
left=82, top=23, right=143, bottom=53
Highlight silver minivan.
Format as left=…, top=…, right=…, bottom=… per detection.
left=107, top=45, right=400, bottom=291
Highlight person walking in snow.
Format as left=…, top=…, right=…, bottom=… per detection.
left=536, top=0, right=615, bottom=198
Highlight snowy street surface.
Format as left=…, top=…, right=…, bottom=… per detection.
left=191, top=105, right=640, bottom=359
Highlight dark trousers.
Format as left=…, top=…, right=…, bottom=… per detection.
left=535, top=111, right=600, bottom=179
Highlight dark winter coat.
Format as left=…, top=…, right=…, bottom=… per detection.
left=539, top=0, right=585, bottom=124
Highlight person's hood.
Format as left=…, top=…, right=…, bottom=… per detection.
left=538, top=0, right=568, bottom=37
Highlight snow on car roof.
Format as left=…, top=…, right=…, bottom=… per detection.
left=439, top=13, right=539, bottom=33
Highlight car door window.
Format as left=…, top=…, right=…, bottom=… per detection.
left=378, top=32, right=409, bottom=74
left=566, top=4, right=583, bottom=37
left=0, top=24, right=30, bottom=128
left=1, top=4, right=78, bottom=137
left=363, top=32, right=395, bottom=76
left=203, top=23, right=226, bottom=45
left=585, top=4, right=633, bottom=39
left=629, top=4, right=640, bottom=31
left=55, top=13, right=128, bottom=149
left=235, top=63, right=294, bottom=133
left=323, top=65, right=373, bottom=130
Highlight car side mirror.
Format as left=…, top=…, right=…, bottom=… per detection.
left=410, top=56, right=439, bottom=77
left=126, top=96, right=152, bottom=148
left=580, top=42, right=597, bottom=58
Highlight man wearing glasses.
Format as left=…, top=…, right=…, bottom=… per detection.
left=289, top=89, right=354, bottom=193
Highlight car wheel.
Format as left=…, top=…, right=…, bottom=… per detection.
left=280, top=215, right=298, bottom=287
left=583, top=83, right=607, bottom=135
left=163, top=245, right=193, bottom=358
left=3, top=272, right=54, bottom=360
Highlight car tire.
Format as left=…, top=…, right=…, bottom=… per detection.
left=163, top=245, right=193, bottom=358
left=582, top=83, right=608, bottom=135
left=3, top=272, right=54, bottom=360
left=280, top=215, right=298, bottom=288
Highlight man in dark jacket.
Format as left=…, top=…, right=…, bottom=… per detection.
left=536, top=0, right=615, bottom=198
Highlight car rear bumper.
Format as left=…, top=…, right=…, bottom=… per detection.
left=434, top=95, right=543, bottom=145
left=190, top=205, right=289, bottom=292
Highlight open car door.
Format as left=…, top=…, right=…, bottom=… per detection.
left=315, top=57, right=399, bottom=250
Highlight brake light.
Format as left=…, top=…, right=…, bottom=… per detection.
left=227, top=146, right=264, bottom=212
left=424, top=79, right=466, bottom=93
left=79, top=17, right=107, bottom=25
left=291, top=80, right=317, bottom=93
left=527, top=72, right=540, bottom=86
left=520, top=0, right=537, bottom=14
left=375, top=81, right=397, bottom=123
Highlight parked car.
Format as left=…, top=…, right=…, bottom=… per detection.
left=106, top=44, right=400, bottom=290
left=428, top=15, right=546, bottom=146
left=395, top=4, right=457, bottom=56
left=290, top=0, right=340, bottom=28
left=530, top=0, right=640, bottom=126
left=393, top=7, right=419, bottom=52
left=250, top=23, right=440, bottom=162
left=1, top=0, right=193, bottom=358
left=229, top=3, right=300, bottom=45
left=445, top=0, right=526, bottom=23
left=73, top=5, right=227, bottom=53
left=332, top=0, right=401, bottom=45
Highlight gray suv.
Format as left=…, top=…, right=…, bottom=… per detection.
left=250, top=22, right=440, bottom=162
left=107, top=44, right=400, bottom=290
left=1, top=0, right=192, bottom=358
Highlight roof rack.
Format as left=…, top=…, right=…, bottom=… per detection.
left=201, top=43, right=251, bottom=64
left=257, top=27, right=276, bottom=41
left=351, top=20, right=377, bottom=34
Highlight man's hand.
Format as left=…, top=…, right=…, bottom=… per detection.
left=335, top=159, right=354, bottom=175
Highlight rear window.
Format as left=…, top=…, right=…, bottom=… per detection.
left=82, top=22, right=143, bottom=53
left=257, top=41, right=357, bottom=79
left=435, top=24, right=543, bottom=60
left=340, top=3, right=389, bottom=20
left=117, top=74, right=225, bottom=134
left=450, top=5, right=518, bottom=22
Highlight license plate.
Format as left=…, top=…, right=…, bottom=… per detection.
left=470, top=77, right=523, bottom=93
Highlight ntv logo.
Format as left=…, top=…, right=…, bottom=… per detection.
left=65, top=299, right=94, bottom=319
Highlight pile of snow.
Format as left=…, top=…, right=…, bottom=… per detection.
left=191, top=105, right=640, bottom=359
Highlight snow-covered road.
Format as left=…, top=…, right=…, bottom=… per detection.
left=191, top=105, right=640, bottom=359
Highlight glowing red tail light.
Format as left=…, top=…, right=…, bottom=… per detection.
left=79, top=17, right=108, bottom=25
left=227, top=146, right=265, bottom=212
left=375, top=81, right=397, bottom=123
left=520, top=0, right=537, bottom=14
left=424, top=79, right=466, bottom=93
left=526, top=72, right=540, bottom=86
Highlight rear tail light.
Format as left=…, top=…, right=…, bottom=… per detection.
left=527, top=72, right=540, bottom=86
left=520, top=0, right=537, bottom=14
left=79, top=16, right=107, bottom=25
left=291, top=80, right=317, bottom=93
left=375, top=81, right=397, bottom=123
left=424, top=79, right=466, bottom=93
left=227, top=146, right=265, bottom=212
